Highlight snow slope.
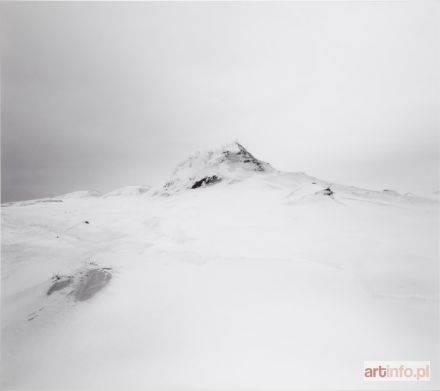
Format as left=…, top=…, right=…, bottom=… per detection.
left=1, top=143, right=439, bottom=389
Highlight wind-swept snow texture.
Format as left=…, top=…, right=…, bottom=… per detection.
left=1, top=143, right=439, bottom=390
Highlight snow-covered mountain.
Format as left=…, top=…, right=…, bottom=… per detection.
left=1, top=143, right=438, bottom=389
left=160, top=142, right=274, bottom=193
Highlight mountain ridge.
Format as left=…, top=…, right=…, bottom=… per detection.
left=1, top=142, right=437, bottom=206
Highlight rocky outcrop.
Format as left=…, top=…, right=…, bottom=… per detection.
left=191, top=175, right=222, bottom=189
left=46, top=266, right=112, bottom=302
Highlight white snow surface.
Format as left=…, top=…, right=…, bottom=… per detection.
left=58, top=190, right=102, bottom=199
left=1, top=143, right=439, bottom=389
left=103, top=185, right=151, bottom=198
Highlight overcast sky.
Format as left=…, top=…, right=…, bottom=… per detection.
left=1, top=1, right=439, bottom=202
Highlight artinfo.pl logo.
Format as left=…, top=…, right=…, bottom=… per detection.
left=364, top=361, right=430, bottom=381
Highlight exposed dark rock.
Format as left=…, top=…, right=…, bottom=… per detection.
left=47, top=276, right=72, bottom=295
left=74, top=269, right=112, bottom=301
left=191, top=175, right=222, bottom=189
left=222, top=142, right=265, bottom=171
left=322, top=187, right=334, bottom=196
left=84, top=221, right=90, bottom=224
left=46, top=267, right=113, bottom=301
left=236, top=142, right=265, bottom=171
left=313, top=187, right=334, bottom=198
left=163, top=181, right=174, bottom=190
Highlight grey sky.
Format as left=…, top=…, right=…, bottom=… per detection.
left=1, top=1, right=439, bottom=202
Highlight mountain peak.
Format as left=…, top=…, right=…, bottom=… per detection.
left=219, top=141, right=269, bottom=172
left=162, top=142, right=273, bottom=193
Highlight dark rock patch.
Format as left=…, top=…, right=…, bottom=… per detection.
left=322, top=187, right=334, bottom=196
left=74, top=269, right=112, bottom=301
left=163, top=180, right=176, bottom=191
left=222, top=142, right=265, bottom=171
left=47, top=276, right=72, bottom=295
left=84, top=220, right=90, bottom=224
left=191, top=175, right=222, bottom=189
